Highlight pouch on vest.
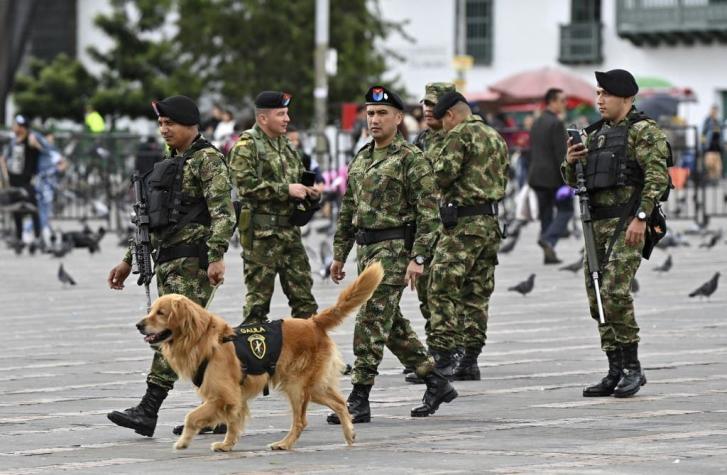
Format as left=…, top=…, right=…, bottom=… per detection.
left=439, top=202, right=458, bottom=229
left=290, top=197, right=320, bottom=226
left=146, top=160, right=179, bottom=230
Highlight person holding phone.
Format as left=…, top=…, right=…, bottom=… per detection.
left=227, top=91, right=319, bottom=325
left=561, top=69, right=670, bottom=398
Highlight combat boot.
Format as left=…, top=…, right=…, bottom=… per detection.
left=327, top=384, right=372, bottom=424
left=430, top=349, right=456, bottom=381
left=404, top=371, right=425, bottom=384
left=613, top=343, right=646, bottom=398
left=453, top=347, right=481, bottom=381
left=172, top=423, right=227, bottom=436
left=411, top=369, right=458, bottom=417
left=107, top=383, right=168, bottom=437
left=583, top=349, right=623, bottom=397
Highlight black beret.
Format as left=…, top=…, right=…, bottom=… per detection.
left=255, top=91, right=292, bottom=109
left=152, top=95, right=200, bottom=126
left=595, top=69, right=639, bottom=97
left=432, top=91, right=467, bottom=119
left=365, top=86, right=404, bottom=110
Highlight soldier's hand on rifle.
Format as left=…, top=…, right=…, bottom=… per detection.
left=207, top=259, right=225, bottom=286
left=625, top=218, right=646, bottom=247
left=288, top=184, right=308, bottom=200
left=108, top=261, right=132, bottom=290
left=330, top=260, right=345, bottom=284
left=404, top=260, right=423, bottom=291
left=566, top=137, right=587, bottom=165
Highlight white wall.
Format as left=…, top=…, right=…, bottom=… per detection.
left=379, top=0, right=727, bottom=125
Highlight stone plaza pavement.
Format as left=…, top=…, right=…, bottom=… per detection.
left=0, top=217, right=725, bottom=474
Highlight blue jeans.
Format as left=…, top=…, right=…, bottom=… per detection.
left=535, top=188, right=574, bottom=248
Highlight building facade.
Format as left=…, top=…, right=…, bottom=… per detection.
left=379, top=0, right=727, bottom=125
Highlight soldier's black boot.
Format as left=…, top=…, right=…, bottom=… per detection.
left=404, top=370, right=425, bottom=384
left=583, top=349, right=623, bottom=397
left=172, top=423, right=227, bottom=436
left=107, top=383, right=168, bottom=437
left=327, top=384, right=372, bottom=424
left=411, top=370, right=458, bottom=417
left=430, top=349, right=456, bottom=381
left=613, top=343, right=646, bottom=398
left=453, top=347, right=481, bottom=381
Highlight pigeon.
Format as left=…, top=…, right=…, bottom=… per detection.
left=559, top=256, right=584, bottom=273
left=688, top=272, right=720, bottom=299
left=699, top=229, right=723, bottom=249
left=653, top=255, right=672, bottom=273
left=508, top=274, right=535, bottom=296
left=630, top=277, right=640, bottom=294
left=499, top=234, right=519, bottom=254
left=58, top=264, right=77, bottom=286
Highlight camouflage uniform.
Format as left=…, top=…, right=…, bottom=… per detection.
left=123, top=136, right=236, bottom=390
left=412, top=82, right=456, bottom=344
left=561, top=107, right=669, bottom=351
left=228, top=124, right=317, bottom=324
left=333, top=133, right=439, bottom=385
left=427, top=115, right=509, bottom=354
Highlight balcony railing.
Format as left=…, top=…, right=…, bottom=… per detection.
left=617, top=0, right=727, bottom=46
left=559, top=22, right=603, bottom=64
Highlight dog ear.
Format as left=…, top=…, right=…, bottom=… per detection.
left=173, top=296, right=207, bottom=341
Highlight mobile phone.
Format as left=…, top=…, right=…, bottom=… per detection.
left=567, top=128, right=583, bottom=146
left=301, top=170, right=316, bottom=187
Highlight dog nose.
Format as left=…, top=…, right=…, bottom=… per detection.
left=136, top=321, right=145, bottom=332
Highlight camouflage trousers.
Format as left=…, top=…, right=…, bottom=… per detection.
left=351, top=240, right=434, bottom=386
left=242, top=230, right=317, bottom=324
left=148, top=256, right=213, bottom=391
left=427, top=217, right=500, bottom=353
left=583, top=218, right=642, bottom=352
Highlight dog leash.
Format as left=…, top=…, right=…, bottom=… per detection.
left=205, top=279, right=223, bottom=310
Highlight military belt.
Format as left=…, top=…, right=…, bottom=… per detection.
left=457, top=202, right=498, bottom=217
left=252, top=213, right=292, bottom=228
left=155, top=241, right=209, bottom=269
left=355, top=226, right=407, bottom=246
left=591, top=203, right=636, bottom=221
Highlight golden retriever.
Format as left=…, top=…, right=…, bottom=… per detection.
left=136, top=261, right=383, bottom=452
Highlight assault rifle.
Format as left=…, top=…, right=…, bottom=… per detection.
left=130, top=172, right=153, bottom=311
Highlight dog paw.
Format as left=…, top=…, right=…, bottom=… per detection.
left=269, top=441, right=291, bottom=451
left=211, top=442, right=232, bottom=452
left=174, top=440, right=189, bottom=450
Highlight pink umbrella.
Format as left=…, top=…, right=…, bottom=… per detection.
left=489, top=67, right=596, bottom=105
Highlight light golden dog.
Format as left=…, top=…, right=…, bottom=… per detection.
left=137, top=261, right=383, bottom=452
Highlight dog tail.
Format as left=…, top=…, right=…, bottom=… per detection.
left=312, top=261, right=384, bottom=332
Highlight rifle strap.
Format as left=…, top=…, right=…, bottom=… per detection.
left=600, top=189, right=640, bottom=268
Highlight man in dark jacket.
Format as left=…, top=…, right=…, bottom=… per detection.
left=528, top=88, right=572, bottom=264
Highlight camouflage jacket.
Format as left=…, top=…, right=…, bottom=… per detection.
left=333, top=133, right=439, bottom=262
left=560, top=107, right=669, bottom=215
left=414, top=127, right=448, bottom=163
left=435, top=114, right=509, bottom=206
left=227, top=124, right=304, bottom=218
left=124, top=136, right=235, bottom=265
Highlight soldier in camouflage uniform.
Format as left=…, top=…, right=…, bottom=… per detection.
left=106, top=95, right=236, bottom=436
left=227, top=91, right=318, bottom=324
left=562, top=69, right=669, bottom=398
left=427, top=91, right=509, bottom=382
left=327, top=86, right=458, bottom=424
left=405, top=82, right=457, bottom=385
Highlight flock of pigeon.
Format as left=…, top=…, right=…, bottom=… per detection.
left=502, top=224, right=722, bottom=301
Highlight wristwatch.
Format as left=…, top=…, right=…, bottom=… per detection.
left=414, top=255, right=426, bottom=265
left=635, top=210, right=648, bottom=222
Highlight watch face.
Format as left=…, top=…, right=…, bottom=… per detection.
left=415, top=256, right=424, bottom=265
left=638, top=211, right=647, bottom=220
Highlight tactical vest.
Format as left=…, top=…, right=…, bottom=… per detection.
left=224, top=320, right=283, bottom=376
left=144, top=137, right=214, bottom=232
left=584, top=112, right=673, bottom=201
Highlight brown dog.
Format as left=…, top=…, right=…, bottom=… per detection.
left=136, top=261, right=383, bottom=452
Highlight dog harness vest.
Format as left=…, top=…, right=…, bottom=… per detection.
left=225, top=320, right=284, bottom=376
left=192, top=320, right=284, bottom=389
